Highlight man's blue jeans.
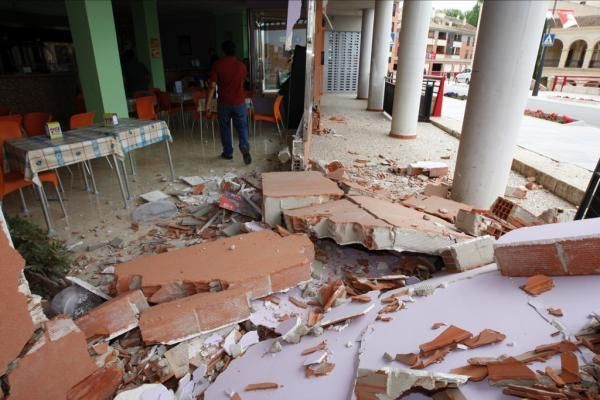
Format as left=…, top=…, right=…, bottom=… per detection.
left=217, top=103, right=250, bottom=156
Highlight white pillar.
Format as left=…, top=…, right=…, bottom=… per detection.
left=558, top=48, right=569, bottom=68
left=367, top=0, right=394, bottom=111
left=389, top=0, right=432, bottom=139
left=357, top=8, right=374, bottom=99
left=451, top=1, right=547, bottom=208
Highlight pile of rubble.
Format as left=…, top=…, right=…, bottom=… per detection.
left=1, top=163, right=597, bottom=400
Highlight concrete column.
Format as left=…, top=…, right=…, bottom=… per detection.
left=451, top=1, right=547, bottom=208
left=132, top=0, right=166, bottom=90
left=389, top=0, right=432, bottom=139
left=583, top=48, right=593, bottom=68
left=367, top=0, right=394, bottom=111
left=357, top=8, right=374, bottom=99
left=65, top=0, right=128, bottom=119
left=558, top=48, right=569, bottom=68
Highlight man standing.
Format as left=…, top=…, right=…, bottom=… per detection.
left=206, top=41, right=251, bottom=165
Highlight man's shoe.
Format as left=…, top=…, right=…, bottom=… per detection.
left=220, top=152, right=233, bottom=160
left=243, top=152, right=252, bottom=165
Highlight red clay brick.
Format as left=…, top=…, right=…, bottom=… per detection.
left=8, top=317, right=97, bottom=400
left=139, top=286, right=250, bottom=345
left=0, top=230, right=34, bottom=375
left=67, top=364, right=123, bottom=400
left=495, top=218, right=600, bottom=276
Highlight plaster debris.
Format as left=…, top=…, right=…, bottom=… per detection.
left=441, top=235, right=495, bottom=272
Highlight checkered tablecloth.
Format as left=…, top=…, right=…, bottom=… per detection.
left=4, top=130, right=117, bottom=180
left=84, top=118, right=173, bottom=156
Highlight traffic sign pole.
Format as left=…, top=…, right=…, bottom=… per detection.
left=533, top=0, right=557, bottom=96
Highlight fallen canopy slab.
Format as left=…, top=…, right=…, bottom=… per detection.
left=262, top=171, right=344, bottom=226
left=114, top=230, right=314, bottom=299
left=402, top=194, right=473, bottom=223
left=283, top=196, right=470, bottom=255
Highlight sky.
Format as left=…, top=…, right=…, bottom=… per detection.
left=431, top=0, right=477, bottom=12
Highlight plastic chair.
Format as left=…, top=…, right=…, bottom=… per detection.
left=135, top=96, right=157, bottom=120
left=70, top=112, right=95, bottom=130
left=190, top=90, right=217, bottom=142
left=156, top=90, right=179, bottom=126
left=252, top=95, right=283, bottom=137
left=0, top=121, right=67, bottom=219
left=24, top=112, right=52, bottom=137
left=0, top=114, right=23, bottom=125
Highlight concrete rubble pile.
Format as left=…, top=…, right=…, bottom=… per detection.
left=2, top=165, right=596, bottom=400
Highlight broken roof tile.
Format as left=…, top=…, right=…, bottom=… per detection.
left=450, top=365, right=488, bottom=382
left=244, top=382, right=280, bottom=391
left=520, top=275, right=555, bottom=296
left=487, top=357, right=537, bottom=386
left=8, top=317, right=97, bottom=400
left=115, top=230, right=314, bottom=300
left=559, top=351, right=580, bottom=384
left=419, top=325, right=473, bottom=355
left=75, top=290, right=148, bottom=340
left=462, top=329, right=506, bottom=349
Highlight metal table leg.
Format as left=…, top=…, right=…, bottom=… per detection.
left=86, top=160, right=99, bottom=194
left=129, top=152, right=137, bottom=176
left=36, top=183, right=55, bottom=234
left=165, top=140, right=175, bottom=181
left=80, top=162, right=91, bottom=192
left=120, top=160, right=131, bottom=200
left=18, top=189, right=30, bottom=214
left=112, top=154, right=128, bottom=209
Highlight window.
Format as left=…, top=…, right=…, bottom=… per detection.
left=436, top=46, right=445, bottom=54
left=453, top=47, right=460, bottom=55
left=428, top=31, right=434, bottom=38
left=455, top=34, right=462, bottom=42
left=438, top=32, right=447, bottom=40
left=467, top=37, right=471, bottom=46
left=388, top=57, right=391, bottom=64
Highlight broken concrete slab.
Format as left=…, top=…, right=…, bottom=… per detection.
left=423, top=183, right=450, bottom=198
left=441, top=236, right=495, bottom=272
left=402, top=194, right=473, bottom=223
left=0, top=230, right=34, bottom=375
left=284, top=196, right=470, bottom=255
left=140, top=190, right=170, bottom=202
left=115, top=230, right=314, bottom=300
left=139, top=286, right=251, bottom=345
left=75, top=290, right=149, bottom=340
left=495, top=218, right=600, bottom=276
left=262, top=171, right=344, bottom=226
left=8, top=317, right=97, bottom=400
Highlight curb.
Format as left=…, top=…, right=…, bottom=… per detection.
left=430, top=119, right=584, bottom=205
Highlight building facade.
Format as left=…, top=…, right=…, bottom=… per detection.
left=388, top=8, right=476, bottom=80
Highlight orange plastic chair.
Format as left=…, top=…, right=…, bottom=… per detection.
left=252, top=95, right=283, bottom=137
left=23, top=112, right=52, bottom=136
left=135, top=96, right=157, bottom=120
left=0, top=114, right=23, bottom=125
left=0, top=121, right=66, bottom=218
left=70, top=112, right=95, bottom=130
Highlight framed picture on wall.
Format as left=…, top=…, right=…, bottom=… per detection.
left=177, top=35, right=192, bottom=56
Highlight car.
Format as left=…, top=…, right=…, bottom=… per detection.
left=455, top=68, right=472, bottom=84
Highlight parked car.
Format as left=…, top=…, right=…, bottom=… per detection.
left=455, top=69, right=472, bottom=84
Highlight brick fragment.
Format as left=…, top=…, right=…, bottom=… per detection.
left=67, top=364, right=123, bottom=400
left=75, top=290, right=148, bottom=340
left=521, top=275, right=554, bottom=295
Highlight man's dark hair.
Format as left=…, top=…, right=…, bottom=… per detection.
left=222, top=40, right=236, bottom=56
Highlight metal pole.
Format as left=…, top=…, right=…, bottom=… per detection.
left=533, top=0, right=557, bottom=96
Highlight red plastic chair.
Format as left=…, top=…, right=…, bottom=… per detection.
left=23, top=112, right=52, bottom=137
left=0, top=121, right=66, bottom=218
left=70, top=112, right=95, bottom=130
left=135, top=96, right=157, bottom=120
left=156, top=90, right=179, bottom=125
left=252, top=95, right=283, bottom=137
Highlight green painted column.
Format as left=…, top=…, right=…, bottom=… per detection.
left=65, top=0, right=128, bottom=119
left=131, top=0, right=166, bottom=90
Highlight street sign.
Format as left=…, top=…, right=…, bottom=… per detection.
left=542, top=33, right=555, bottom=47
